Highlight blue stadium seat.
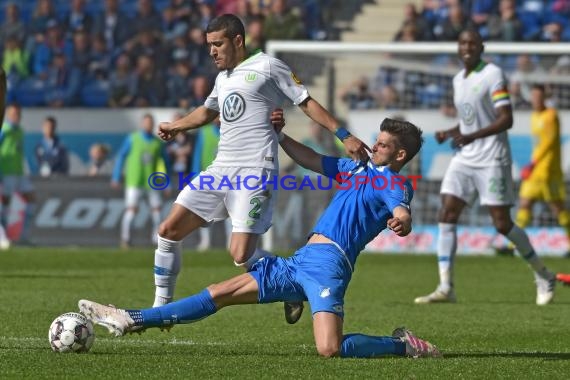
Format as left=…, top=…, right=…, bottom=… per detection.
left=14, top=78, right=47, bottom=106
left=80, top=80, right=110, bottom=107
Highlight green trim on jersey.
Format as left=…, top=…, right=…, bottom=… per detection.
left=125, top=132, right=163, bottom=188
left=0, top=122, right=24, bottom=175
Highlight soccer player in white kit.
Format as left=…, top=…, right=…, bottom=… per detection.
left=153, top=14, right=370, bottom=323
left=414, top=29, right=556, bottom=305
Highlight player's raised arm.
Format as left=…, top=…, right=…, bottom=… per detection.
left=298, top=97, right=371, bottom=162
left=158, top=106, right=219, bottom=141
left=278, top=133, right=326, bottom=176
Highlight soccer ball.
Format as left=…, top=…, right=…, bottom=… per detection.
left=49, top=312, right=95, bottom=353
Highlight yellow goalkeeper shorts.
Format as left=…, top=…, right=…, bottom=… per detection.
left=519, top=179, right=566, bottom=202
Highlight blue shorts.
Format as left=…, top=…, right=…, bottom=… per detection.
left=249, top=243, right=352, bottom=318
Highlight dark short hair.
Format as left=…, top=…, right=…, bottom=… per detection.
left=45, top=116, right=57, bottom=128
left=459, top=27, right=484, bottom=44
left=206, top=14, right=245, bottom=41
left=531, top=83, right=545, bottom=92
left=380, top=118, right=424, bottom=164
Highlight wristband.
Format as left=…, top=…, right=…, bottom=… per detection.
left=335, top=127, right=352, bottom=141
left=278, top=131, right=285, bottom=142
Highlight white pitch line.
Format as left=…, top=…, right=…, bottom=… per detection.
left=0, top=336, right=228, bottom=346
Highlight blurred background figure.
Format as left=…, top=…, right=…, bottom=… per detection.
left=0, top=104, right=36, bottom=248
left=111, top=114, right=170, bottom=248
left=87, top=143, right=112, bottom=176
left=35, top=116, right=69, bottom=177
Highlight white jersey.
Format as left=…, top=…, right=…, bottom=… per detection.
left=453, top=61, right=512, bottom=167
left=204, top=52, right=310, bottom=169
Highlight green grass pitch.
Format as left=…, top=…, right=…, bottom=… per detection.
left=1, top=247, right=570, bottom=379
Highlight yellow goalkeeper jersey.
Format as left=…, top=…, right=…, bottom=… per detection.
left=529, top=108, right=562, bottom=181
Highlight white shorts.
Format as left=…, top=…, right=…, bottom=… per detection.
left=125, top=187, right=162, bottom=208
left=175, top=166, right=277, bottom=234
left=1, top=175, right=34, bottom=196
left=440, top=158, right=515, bottom=206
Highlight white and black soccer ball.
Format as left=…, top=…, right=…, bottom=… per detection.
left=49, top=312, right=95, bottom=353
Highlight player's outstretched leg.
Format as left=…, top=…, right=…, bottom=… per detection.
left=340, top=328, right=441, bottom=358
left=79, top=288, right=218, bottom=337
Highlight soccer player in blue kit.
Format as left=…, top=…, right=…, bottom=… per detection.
left=79, top=118, right=441, bottom=358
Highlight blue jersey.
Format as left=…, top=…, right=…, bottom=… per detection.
left=311, top=157, right=414, bottom=270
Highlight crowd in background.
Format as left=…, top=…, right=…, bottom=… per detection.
left=0, top=0, right=327, bottom=107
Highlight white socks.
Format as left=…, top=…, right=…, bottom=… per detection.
left=153, top=236, right=182, bottom=307
left=506, top=224, right=551, bottom=279
left=121, top=208, right=135, bottom=243
left=437, top=223, right=457, bottom=292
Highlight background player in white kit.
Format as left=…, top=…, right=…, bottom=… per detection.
left=153, top=14, right=370, bottom=323
left=414, top=29, right=556, bottom=306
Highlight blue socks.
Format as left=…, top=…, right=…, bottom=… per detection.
left=341, top=333, right=406, bottom=358
left=128, top=289, right=218, bottom=327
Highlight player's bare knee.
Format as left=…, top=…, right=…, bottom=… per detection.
left=438, top=208, right=460, bottom=223
left=230, top=248, right=249, bottom=266
left=494, top=220, right=513, bottom=235
left=158, top=221, right=181, bottom=240
left=316, top=343, right=340, bottom=358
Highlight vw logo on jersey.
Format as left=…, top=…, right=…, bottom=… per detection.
left=460, top=103, right=476, bottom=125
left=223, top=92, right=246, bottom=122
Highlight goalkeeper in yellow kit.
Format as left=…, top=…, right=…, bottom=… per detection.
left=517, top=84, right=570, bottom=258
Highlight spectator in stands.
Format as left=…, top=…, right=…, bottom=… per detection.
left=28, top=0, right=57, bottom=37
left=196, top=1, right=216, bottom=30
left=185, top=27, right=214, bottom=74
left=339, top=77, right=378, bottom=110
left=187, top=75, right=211, bottom=109
left=70, top=30, right=92, bottom=74
left=162, top=6, right=189, bottom=43
left=166, top=53, right=195, bottom=108
left=170, top=0, right=194, bottom=22
left=131, top=0, right=162, bottom=35
left=509, top=54, right=546, bottom=109
left=108, top=53, right=135, bottom=108
left=378, top=85, right=401, bottom=110
left=92, top=0, right=131, bottom=50
left=32, top=19, right=70, bottom=79
left=44, top=50, right=82, bottom=107
left=246, top=14, right=266, bottom=55
left=395, top=3, right=433, bottom=41
left=486, top=0, right=523, bottom=41
left=541, top=22, right=565, bottom=42
left=0, top=2, right=26, bottom=46
left=433, top=2, right=474, bottom=41
left=35, top=116, right=69, bottom=177
left=234, top=0, right=254, bottom=25
left=127, top=29, right=168, bottom=73
left=87, top=143, right=112, bottom=176
left=131, top=54, right=166, bottom=107
left=469, top=0, right=496, bottom=27
left=2, top=36, right=30, bottom=82
left=88, top=34, right=111, bottom=81
left=264, top=0, right=305, bottom=40
left=63, top=0, right=93, bottom=37
left=393, top=21, right=419, bottom=42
